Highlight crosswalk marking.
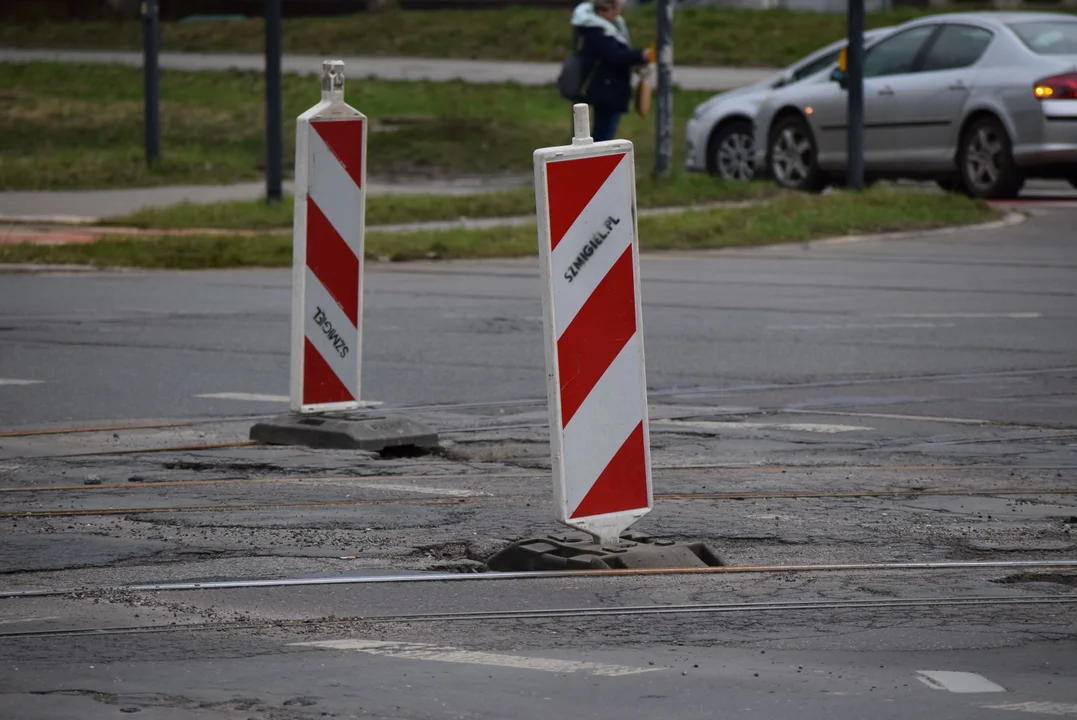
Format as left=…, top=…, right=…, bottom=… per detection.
left=290, top=639, right=660, bottom=677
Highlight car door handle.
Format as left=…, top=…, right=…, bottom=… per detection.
left=949, top=82, right=968, bottom=91
left=878, top=86, right=895, bottom=96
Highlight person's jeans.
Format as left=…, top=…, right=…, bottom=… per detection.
left=592, top=108, right=622, bottom=142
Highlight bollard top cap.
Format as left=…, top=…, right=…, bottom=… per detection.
left=321, top=60, right=345, bottom=96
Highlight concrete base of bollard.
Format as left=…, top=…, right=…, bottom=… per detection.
left=250, top=413, right=439, bottom=452
left=487, top=531, right=725, bottom=572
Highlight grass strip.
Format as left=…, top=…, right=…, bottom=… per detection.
left=0, top=62, right=713, bottom=191
left=105, top=176, right=775, bottom=230
left=1, top=7, right=1058, bottom=68
left=1, top=189, right=996, bottom=269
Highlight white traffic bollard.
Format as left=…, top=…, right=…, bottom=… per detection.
left=290, top=60, right=368, bottom=413
left=250, top=61, right=438, bottom=452
left=532, top=104, right=653, bottom=547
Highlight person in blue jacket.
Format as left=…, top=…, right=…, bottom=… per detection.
left=571, top=0, right=653, bottom=142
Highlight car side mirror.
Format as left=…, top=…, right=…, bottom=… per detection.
left=830, top=67, right=848, bottom=90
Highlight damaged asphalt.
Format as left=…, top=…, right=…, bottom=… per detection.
left=0, top=205, right=1075, bottom=719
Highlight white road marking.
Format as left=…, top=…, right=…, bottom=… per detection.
left=291, top=639, right=660, bottom=677
left=782, top=408, right=993, bottom=426
left=659, top=420, right=871, bottom=434
left=0, top=616, right=61, bottom=625
left=984, top=702, right=1077, bottom=716
left=0, top=379, right=43, bottom=386
left=348, top=482, right=487, bottom=497
left=196, top=392, right=289, bottom=402
left=766, top=322, right=954, bottom=331
left=195, top=392, right=381, bottom=407
left=916, top=670, right=1007, bottom=693
left=880, top=313, right=1042, bottom=319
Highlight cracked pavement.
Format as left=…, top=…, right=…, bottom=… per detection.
left=0, top=206, right=1075, bottom=719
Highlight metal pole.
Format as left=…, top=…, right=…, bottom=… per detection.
left=654, top=0, right=674, bottom=178
left=846, top=0, right=865, bottom=190
left=265, top=0, right=284, bottom=203
left=141, top=0, right=159, bottom=166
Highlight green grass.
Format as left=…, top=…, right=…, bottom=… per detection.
left=105, top=175, right=775, bottom=229
left=0, top=61, right=715, bottom=191
left=0, top=188, right=996, bottom=269
left=4, top=6, right=1068, bottom=68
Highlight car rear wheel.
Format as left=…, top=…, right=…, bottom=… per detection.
left=768, top=115, right=826, bottom=193
left=709, top=120, right=756, bottom=182
left=958, top=116, right=1024, bottom=200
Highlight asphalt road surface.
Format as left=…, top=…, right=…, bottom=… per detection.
left=0, top=206, right=1075, bottom=720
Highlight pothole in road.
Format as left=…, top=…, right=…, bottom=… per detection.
left=412, top=540, right=491, bottom=573
left=993, top=572, right=1077, bottom=588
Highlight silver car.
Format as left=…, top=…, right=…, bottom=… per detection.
left=752, top=12, right=1077, bottom=198
left=684, top=29, right=893, bottom=181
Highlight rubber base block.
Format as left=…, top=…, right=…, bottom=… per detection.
left=487, top=531, right=724, bottom=571
left=250, top=413, right=439, bottom=452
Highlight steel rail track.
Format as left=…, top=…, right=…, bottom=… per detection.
left=0, top=461, right=1069, bottom=494
left=1, top=594, right=1073, bottom=640
left=2, top=560, right=1074, bottom=599
left=2, top=486, right=1074, bottom=519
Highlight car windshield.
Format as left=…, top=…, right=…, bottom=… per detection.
left=1008, top=21, right=1077, bottom=55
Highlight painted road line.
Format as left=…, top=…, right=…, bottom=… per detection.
left=348, top=482, right=488, bottom=497
left=766, top=322, right=956, bottom=331
left=781, top=409, right=997, bottom=426
left=984, top=702, right=1077, bottom=716
left=195, top=392, right=382, bottom=407
left=196, top=392, right=289, bottom=403
left=659, top=420, right=872, bottom=434
left=291, top=639, right=660, bottom=677
left=880, top=313, right=1042, bottom=319
left=916, top=670, right=1007, bottom=693
left=0, top=616, right=61, bottom=625
left=0, top=379, right=44, bottom=386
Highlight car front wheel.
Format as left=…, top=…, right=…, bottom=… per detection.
left=958, top=116, right=1024, bottom=200
left=768, top=115, right=826, bottom=192
left=709, top=119, right=756, bottom=182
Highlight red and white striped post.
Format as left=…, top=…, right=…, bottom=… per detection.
left=533, top=104, right=653, bottom=547
left=290, top=60, right=368, bottom=413
left=252, top=61, right=437, bottom=452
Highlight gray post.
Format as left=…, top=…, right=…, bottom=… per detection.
left=846, top=0, right=865, bottom=190
left=265, top=0, right=284, bottom=203
left=654, top=0, right=674, bottom=178
left=141, top=0, right=160, bottom=166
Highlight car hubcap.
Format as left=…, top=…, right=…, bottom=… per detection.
left=771, top=127, right=813, bottom=186
left=965, top=127, right=1003, bottom=191
left=716, top=132, right=755, bottom=181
